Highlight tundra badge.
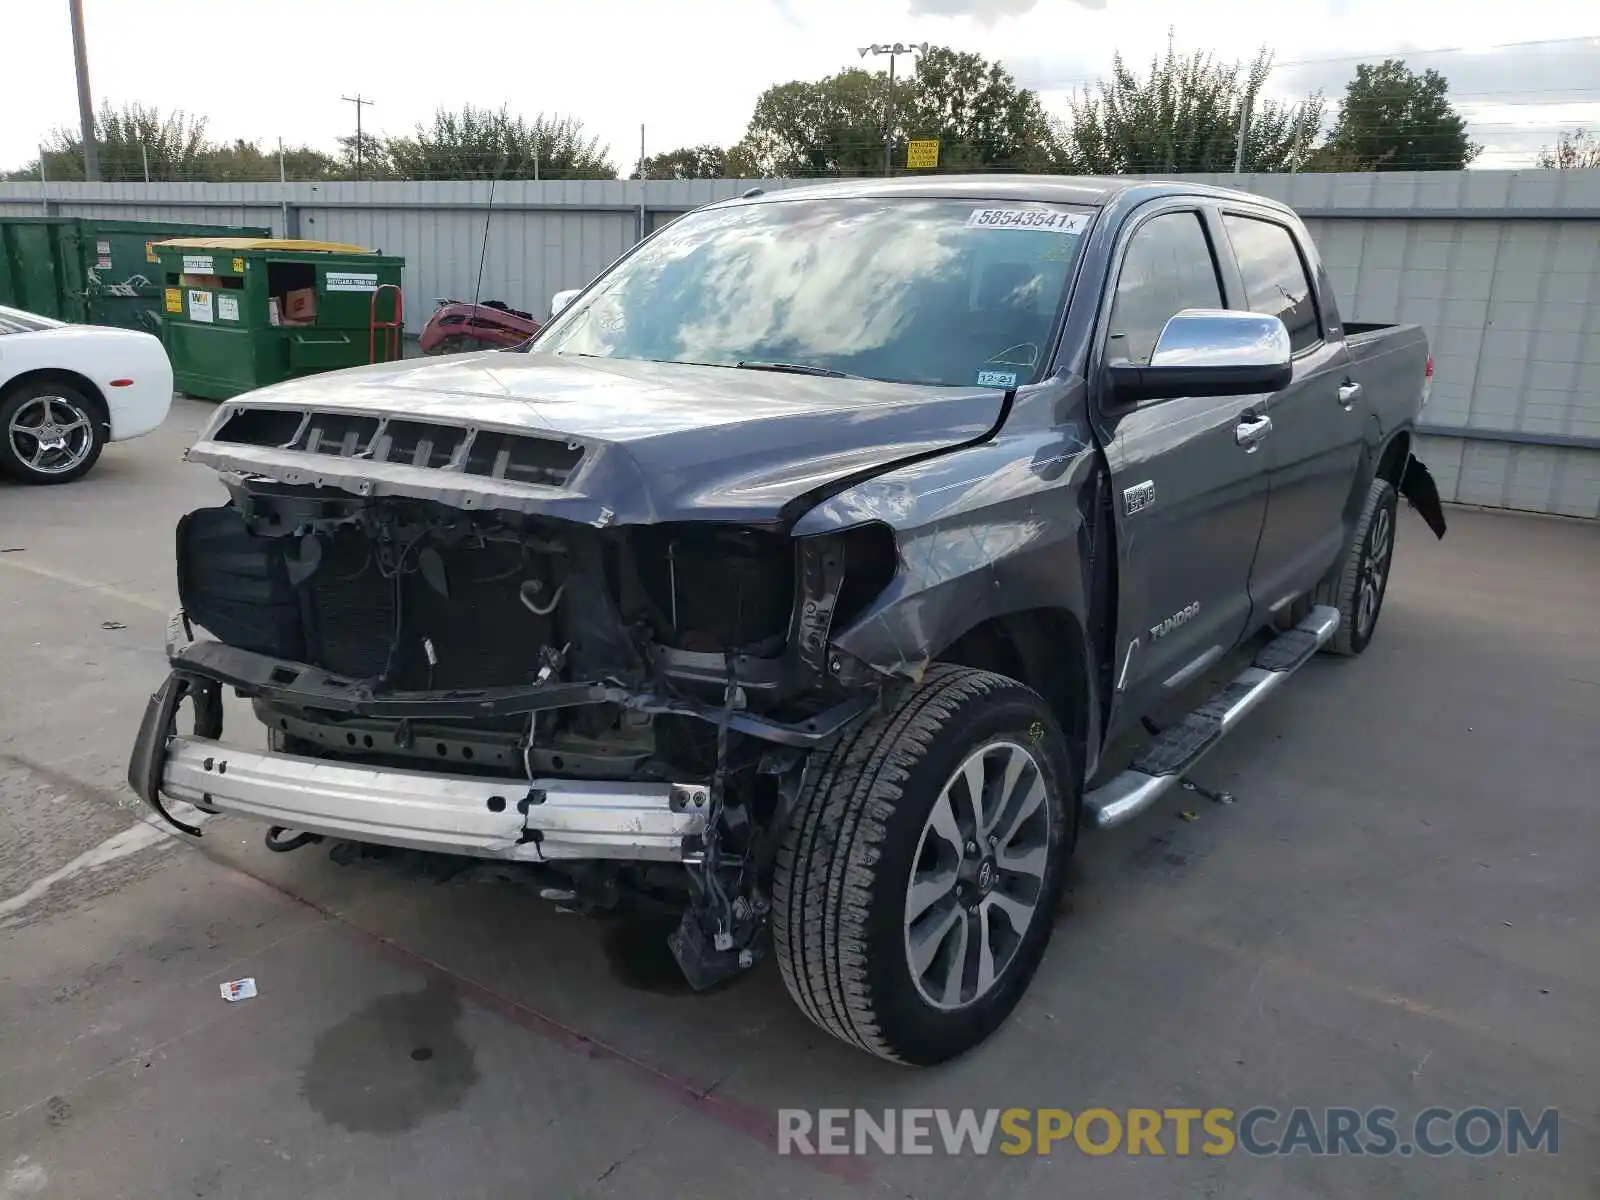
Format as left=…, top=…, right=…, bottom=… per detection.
left=1150, top=602, right=1200, bottom=640
left=1123, top=480, right=1156, bottom=515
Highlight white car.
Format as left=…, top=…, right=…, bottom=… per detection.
left=0, top=304, right=173, bottom=484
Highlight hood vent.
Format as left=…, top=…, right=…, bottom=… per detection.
left=211, top=406, right=584, bottom=487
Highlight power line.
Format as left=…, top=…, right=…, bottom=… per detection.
left=1272, top=34, right=1600, bottom=71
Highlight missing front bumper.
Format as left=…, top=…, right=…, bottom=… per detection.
left=167, top=736, right=709, bottom=861
left=128, top=663, right=711, bottom=861
left=133, top=728, right=710, bottom=863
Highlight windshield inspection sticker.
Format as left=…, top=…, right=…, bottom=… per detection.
left=977, top=369, right=1018, bottom=387
left=967, top=208, right=1090, bottom=234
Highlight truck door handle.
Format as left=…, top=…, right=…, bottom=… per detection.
left=1235, top=414, right=1273, bottom=451
left=1338, top=381, right=1363, bottom=409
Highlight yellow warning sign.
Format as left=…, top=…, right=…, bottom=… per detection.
left=232, top=257, right=246, bottom=274
left=906, top=139, right=940, bottom=169
left=146, top=241, right=160, bottom=263
left=164, top=287, right=183, bottom=314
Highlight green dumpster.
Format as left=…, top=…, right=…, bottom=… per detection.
left=154, top=237, right=405, bottom=401
left=0, top=216, right=270, bottom=334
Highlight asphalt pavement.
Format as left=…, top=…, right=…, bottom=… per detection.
left=0, top=398, right=1596, bottom=1199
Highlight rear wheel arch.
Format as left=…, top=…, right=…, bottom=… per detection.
left=1375, top=428, right=1411, bottom=489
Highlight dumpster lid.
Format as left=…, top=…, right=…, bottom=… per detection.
left=153, top=237, right=377, bottom=254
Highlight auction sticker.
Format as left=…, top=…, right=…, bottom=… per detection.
left=966, top=208, right=1089, bottom=233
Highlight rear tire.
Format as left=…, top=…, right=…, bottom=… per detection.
left=1315, top=476, right=1399, bottom=657
left=0, top=379, right=106, bottom=485
left=772, top=665, right=1078, bottom=1064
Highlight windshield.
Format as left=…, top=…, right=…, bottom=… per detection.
left=531, top=197, right=1093, bottom=389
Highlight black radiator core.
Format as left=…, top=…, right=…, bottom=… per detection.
left=303, top=530, right=550, bottom=689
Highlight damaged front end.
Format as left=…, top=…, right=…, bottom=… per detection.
left=129, top=466, right=900, bottom=987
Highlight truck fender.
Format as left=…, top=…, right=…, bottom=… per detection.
left=1400, top=455, right=1447, bottom=539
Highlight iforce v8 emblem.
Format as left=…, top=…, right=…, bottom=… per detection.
left=1123, top=480, right=1156, bottom=516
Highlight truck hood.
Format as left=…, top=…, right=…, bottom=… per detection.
left=186, top=351, right=1009, bottom=526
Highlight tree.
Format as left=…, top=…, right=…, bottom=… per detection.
left=382, top=105, right=615, bottom=180
left=733, top=48, right=1059, bottom=177
left=1058, top=35, right=1324, bottom=174
left=1317, top=60, right=1478, bottom=171
left=335, top=131, right=393, bottom=180
left=1536, top=128, right=1600, bottom=170
left=18, top=102, right=212, bottom=182
left=902, top=47, right=1060, bottom=172
left=731, top=71, right=888, bottom=177
left=204, top=138, right=339, bottom=182
left=634, top=145, right=728, bottom=179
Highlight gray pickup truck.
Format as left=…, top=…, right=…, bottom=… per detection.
left=129, top=176, right=1446, bottom=1065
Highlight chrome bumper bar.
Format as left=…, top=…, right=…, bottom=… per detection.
left=155, top=735, right=710, bottom=863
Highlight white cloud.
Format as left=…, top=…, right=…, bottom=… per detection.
left=907, top=0, right=1107, bottom=26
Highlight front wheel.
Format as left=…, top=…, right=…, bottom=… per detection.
left=0, top=381, right=106, bottom=484
left=1316, top=476, right=1399, bottom=657
left=772, top=665, right=1078, bottom=1065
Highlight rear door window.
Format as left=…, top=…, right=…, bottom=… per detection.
left=1221, top=215, right=1321, bottom=353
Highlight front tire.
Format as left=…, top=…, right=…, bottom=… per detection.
left=772, top=665, right=1078, bottom=1065
left=0, top=380, right=106, bottom=484
left=1316, top=476, right=1399, bottom=657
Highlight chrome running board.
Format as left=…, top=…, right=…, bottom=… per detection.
left=1083, top=605, right=1341, bottom=830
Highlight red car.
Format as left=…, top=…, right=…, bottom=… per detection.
left=418, top=298, right=542, bottom=355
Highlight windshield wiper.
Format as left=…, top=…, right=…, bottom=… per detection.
left=734, top=360, right=859, bottom=379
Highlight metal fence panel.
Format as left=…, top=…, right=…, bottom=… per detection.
left=3, top=172, right=1596, bottom=516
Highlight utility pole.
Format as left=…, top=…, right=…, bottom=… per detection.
left=341, top=93, right=374, bottom=180
left=858, top=42, right=927, bottom=176
left=68, top=0, right=99, bottom=181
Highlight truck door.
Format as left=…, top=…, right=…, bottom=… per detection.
left=1092, top=204, right=1274, bottom=726
left=1214, top=210, right=1362, bottom=609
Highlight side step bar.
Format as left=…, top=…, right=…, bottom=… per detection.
left=1083, top=605, right=1341, bottom=830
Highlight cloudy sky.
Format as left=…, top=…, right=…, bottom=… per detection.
left=2, top=0, right=1596, bottom=174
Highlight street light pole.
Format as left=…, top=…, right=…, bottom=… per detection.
left=67, top=0, right=99, bottom=181
left=858, top=42, right=928, bottom=177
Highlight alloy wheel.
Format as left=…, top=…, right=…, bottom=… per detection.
left=7, top=394, right=96, bottom=476
left=903, top=739, right=1052, bottom=1011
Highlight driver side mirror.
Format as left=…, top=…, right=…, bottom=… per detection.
left=1106, top=309, right=1291, bottom=403
left=550, top=289, right=582, bottom=319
